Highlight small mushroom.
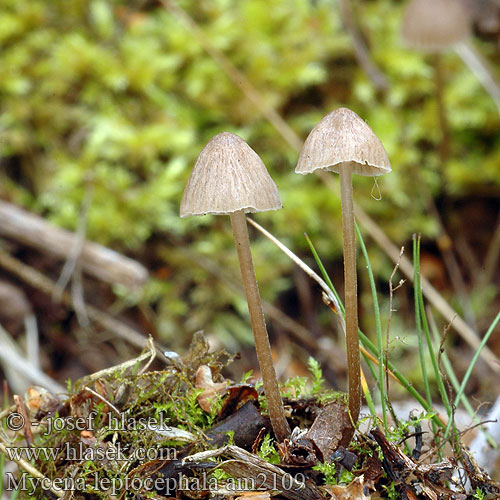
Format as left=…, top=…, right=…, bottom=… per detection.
left=181, top=132, right=290, bottom=443
left=401, top=0, right=500, bottom=116
left=295, top=108, right=391, bottom=425
left=401, top=0, right=470, bottom=53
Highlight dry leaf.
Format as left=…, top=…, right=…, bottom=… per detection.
left=195, top=365, right=227, bottom=412
left=325, top=476, right=370, bottom=500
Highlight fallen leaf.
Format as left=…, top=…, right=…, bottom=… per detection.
left=325, top=476, right=370, bottom=500
left=195, top=365, right=227, bottom=412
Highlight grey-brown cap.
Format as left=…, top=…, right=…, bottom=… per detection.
left=180, top=132, right=282, bottom=217
left=295, top=108, right=391, bottom=177
left=401, top=0, right=470, bottom=52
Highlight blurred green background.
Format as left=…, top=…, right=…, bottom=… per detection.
left=1, top=0, right=499, bottom=392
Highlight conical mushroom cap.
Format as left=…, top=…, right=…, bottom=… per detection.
left=180, top=132, right=282, bottom=217
left=401, top=0, right=470, bottom=52
left=295, top=108, right=391, bottom=177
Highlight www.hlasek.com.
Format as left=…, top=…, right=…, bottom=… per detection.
left=5, top=441, right=178, bottom=462
left=6, top=471, right=308, bottom=496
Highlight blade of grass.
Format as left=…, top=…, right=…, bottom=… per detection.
left=247, top=218, right=344, bottom=325
left=355, top=221, right=387, bottom=431
left=303, top=233, right=344, bottom=314
left=305, top=233, right=445, bottom=429
left=415, top=236, right=453, bottom=419
left=413, top=235, right=433, bottom=408
left=443, top=309, right=500, bottom=441
left=253, top=219, right=446, bottom=429
left=360, top=363, right=378, bottom=422
left=427, top=309, right=498, bottom=449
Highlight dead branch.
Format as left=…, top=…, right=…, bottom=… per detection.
left=0, top=200, right=148, bottom=289
left=0, top=247, right=163, bottom=355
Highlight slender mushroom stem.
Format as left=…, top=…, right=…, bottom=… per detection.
left=339, top=167, right=361, bottom=425
left=230, top=210, right=291, bottom=443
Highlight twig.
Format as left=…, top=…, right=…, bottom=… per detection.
left=180, top=246, right=346, bottom=386
left=71, top=264, right=90, bottom=328
left=83, top=386, right=121, bottom=416
left=339, top=0, right=388, bottom=91
left=427, top=199, right=477, bottom=329
left=385, top=246, right=405, bottom=428
left=247, top=217, right=345, bottom=336
left=0, top=439, right=64, bottom=498
left=77, top=336, right=157, bottom=386
left=455, top=233, right=480, bottom=283
left=54, top=188, right=93, bottom=299
left=0, top=247, right=165, bottom=356
left=24, top=314, right=40, bottom=371
left=479, top=210, right=500, bottom=288
left=0, top=200, right=147, bottom=289
left=0, top=324, right=64, bottom=394
left=455, top=40, right=500, bottom=115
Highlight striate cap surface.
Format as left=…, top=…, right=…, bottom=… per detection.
left=180, top=132, right=282, bottom=217
left=295, top=108, right=391, bottom=177
left=401, top=0, right=470, bottom=52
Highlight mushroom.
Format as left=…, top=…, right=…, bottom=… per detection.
left=401, top=0, right=470, bottom=53
left=180, top=132, right=290, bottom=443
left=401, top=0, right=471, bottom=164
left=401, top=0, right=500, bottom=115
left=295, top=108, right=391, bottom=424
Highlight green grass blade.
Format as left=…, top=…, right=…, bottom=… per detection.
left=355, top=221, right=387, bottom=431
left=443, top=308, right=500, bottom=441
left=428, top=317, right=498, bottom=448
left=304, top=233, right=444, bottom=429
left=304, top=233, right=344, bottom=314
left=413, top=235, right=433, bottom=408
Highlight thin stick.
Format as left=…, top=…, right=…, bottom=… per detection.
left=230, top=210, right=290, bottom=443
left=0, top=439, right=64, bottom=498
left=83, top=386, right=121, bottom=416
left=182, top=247, right=343, bottom=372
left=54, top=188, right=93, bottom=299
left=0, top=324, right=64, bottom=394
left=247, top=217, right=345, bottom=334
left=455, top=41, right=500, bottom=115
left=339, top=0, right=388, bottom=91
left=0, top=248, right=166, bottom=356
left=0, top=200, right=147, bottom=289
left=78, top=336, right=156, bottom=385
left=385, top=246, right=405, bottom=429
left=25, top=314, right=40, bottom=371
left=479, top=211, right=500, bottom=288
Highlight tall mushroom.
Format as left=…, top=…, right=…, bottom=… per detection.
left=401, top=0, right=470, bottom=53
left=401, top=0, right=471, bottom=165
left=180, top=132, right=290, bottom=443
left=295, top=108, right=391, bottom=425
left=401, top=0, right=500, bottom=115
